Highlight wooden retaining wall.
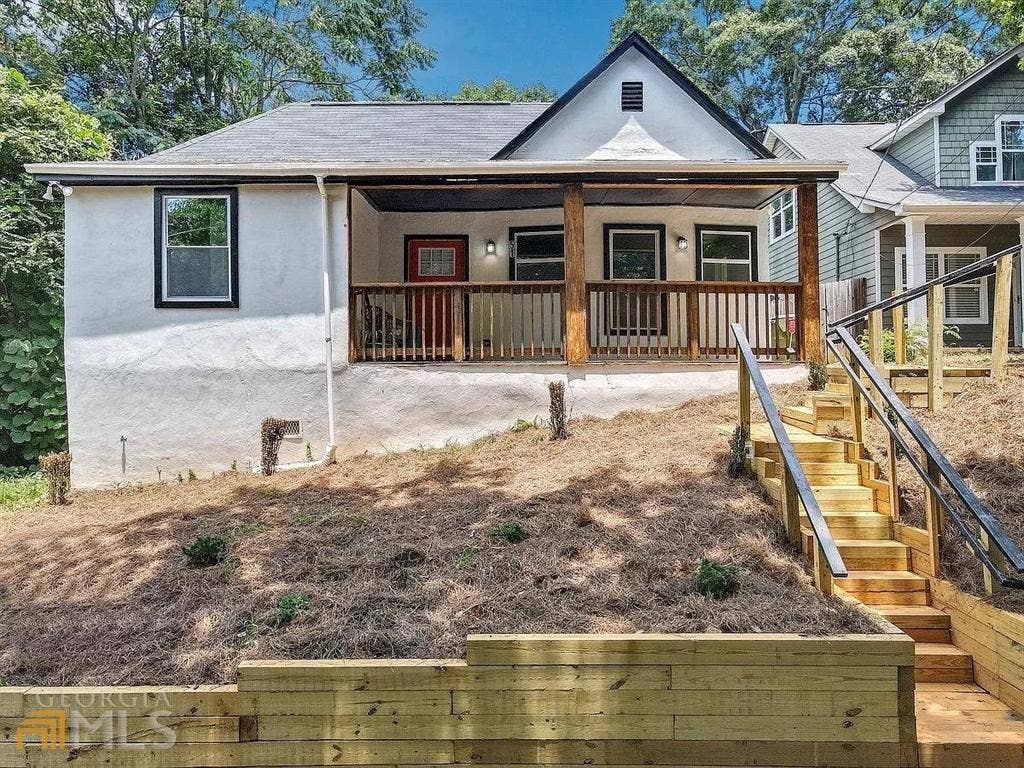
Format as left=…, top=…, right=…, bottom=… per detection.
left=2, top=634, right=917, bottom=768
left=929, top=579, right=1024, bottom=713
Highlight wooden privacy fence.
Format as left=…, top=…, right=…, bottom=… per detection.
left=4, top=633, right=917, bottom=768
left=587, top=280, right=800, bottom=361
left=820, top=278, right=867, bottom=330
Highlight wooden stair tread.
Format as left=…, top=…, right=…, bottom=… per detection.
left=916, top=643, right=972, bottom=659
left=916, top=684, right=1024, bottom=747
left=871, top=605, right=951, bottom=625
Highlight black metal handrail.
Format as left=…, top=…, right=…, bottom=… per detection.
left=829, top=243, right=1022, bottom=329
left=731, top=323, right=848, bottom=578
left=827, top=326, right=1024, bottom=588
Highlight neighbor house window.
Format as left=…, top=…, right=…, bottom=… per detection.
left=697, top=225, right=757, bottom=282
left=509, top=227, right=564, bottom=280
left=155, top=188, right=238, bottom=308
left=898, top=247, right=988, bottom=324
left=769, top=190, right=797, bottom=242
left=603, top=224, right=666, bottom=333
left=970, top=116, right=1024, bottom=184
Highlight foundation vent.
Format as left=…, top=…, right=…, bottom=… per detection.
left=282, top=420, right=301, bottom=436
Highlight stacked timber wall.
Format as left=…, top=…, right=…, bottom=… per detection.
left=929, top=579, right=1024, bottom=713
left=1, top=633, right=916, bottom=768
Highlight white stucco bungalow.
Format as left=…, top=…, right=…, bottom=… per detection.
left=29, top=34, right=840, bottom=487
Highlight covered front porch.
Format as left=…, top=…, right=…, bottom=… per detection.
left=347, top=178, right=825, bottom=365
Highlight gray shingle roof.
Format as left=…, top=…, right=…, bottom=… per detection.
left=768, top=122, right=1024, bottom=211
left=137, top=102, right=552, bottom=165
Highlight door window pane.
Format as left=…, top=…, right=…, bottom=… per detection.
left=418, top=247, right=456, bottom=277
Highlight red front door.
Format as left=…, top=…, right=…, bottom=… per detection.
left=406, top=237, right=468, bottom=352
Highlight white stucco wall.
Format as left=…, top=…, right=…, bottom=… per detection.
left=508, top=48, right=757, bottom=161
left=64, top=184, right=792, bottom=488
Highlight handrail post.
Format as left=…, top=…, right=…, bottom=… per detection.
left=686, top=286, right=700, bottom=360
left=867, top=309, right=884, bottom=369
left=981, top=529, right=1006, bottom=596
left=887, top=432, right=900, bottom=523
left=738, top=354, right=751, bottom=434
left=927, top=284, right=945, bottom=412
left=891, top=292, right=906, bottom=365
left=991, top=248, right=1013, bottom=384
left=452, top=287, right=465, bottom=362
left=848, top=355, right=866, bottom=451
left=782, top=466, right=801, bottom=548
left=924, top=454, right=942, bottom=577
left=814, top=541, right=834, bottom=596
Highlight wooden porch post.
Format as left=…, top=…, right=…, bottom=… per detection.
left=797, top=183, right=823, bottom=363
left=563, top=183, right=589, bottom=365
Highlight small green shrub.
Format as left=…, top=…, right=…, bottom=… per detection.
left=275, top=592, right=311, bottom=626
left=38, top=451, right=71, bottom=505
left=0, top=471, right=47, bottom=511
left=305, top=442, right=313, bottom=461
left=490, top=521, right=529, bottom=543
left=187, top=468, right=197, bottom=482
left=858, top=323, right=960, bottom=363
left=693, top=558, right=739, bottom=599
left=726, top=425, right=748, bottom=478
left=510, top=418, right=540, bottom=433
left=807, top=360, right=828, bottom=391
left=182, top=535, right=228, bottom=567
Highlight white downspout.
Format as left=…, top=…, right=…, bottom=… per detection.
left=278, top=176, right=337, bottom=470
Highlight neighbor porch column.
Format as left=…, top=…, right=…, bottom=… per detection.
left=797, top=183, right=823, bottom=363
left=904, top=215, right=929, bottom=323
left=563, top=183, right=589, bottom=365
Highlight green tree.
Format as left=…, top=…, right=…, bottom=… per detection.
left=450, top=78, right=557, bottom=101
left=0, top=68, right=111, bottom=467
left=610, top=0, right=999, bottom=127
left=1, top=0, right=435, bottom=157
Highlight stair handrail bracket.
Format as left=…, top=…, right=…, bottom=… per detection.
left=730, top=322, right=848, bottom=585
left=826, top=325, right=1024, bottom=589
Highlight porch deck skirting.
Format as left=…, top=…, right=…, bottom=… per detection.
left=351, top=280, right=803, bottom=364
left=5, top=633, right=916, bottom=768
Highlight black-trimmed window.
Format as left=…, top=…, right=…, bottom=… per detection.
left=155, top=188, right=239, bottom=308
left=603, top=223, right=667, bottom=334
left=508, top=226, right=564, bottom=280
left=696, top=224, right=757, bottom=282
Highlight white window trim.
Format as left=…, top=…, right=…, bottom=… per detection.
left=895, top=246, right=989, bottom=324
left=161, top=192, right=234, bottom=303
left=607, top=227, right=662, bottom=280
left=969, top=114, right=1024, bottom=186
left=699, top=229, right=753, bottom=281
left=511, top=228, right=564, bottom=281
left=768, top=190, right=797, bottom=243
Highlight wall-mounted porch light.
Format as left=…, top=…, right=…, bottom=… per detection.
left=676, top=235, right=688, bottom=251
left=485, top=239, right=496, bottom=255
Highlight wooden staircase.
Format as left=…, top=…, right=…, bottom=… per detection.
left=747, top=411, right=1024, bottom=765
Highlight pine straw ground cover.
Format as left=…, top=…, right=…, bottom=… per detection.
left=0, top=390, right=878, bottom=686
left=861, top=369, right=1024, bottom=610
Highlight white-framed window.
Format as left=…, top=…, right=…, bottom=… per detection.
left=417, top=247, right=456, bottom=277
left=604, top=224, right=666, bottom=334
left=896, top=247, right=988, bottom=324
left=155, top=188, right=238, bottom=308
left=768, top=189, right=797, bottom=242
left=509, top=227, right=564, bottom=280
left=970, top=115, right=1024, bottom=185
left=697, top=226, right=756, bottom=282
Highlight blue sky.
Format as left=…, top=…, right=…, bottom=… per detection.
left=413, top=0, right=626, bottom=97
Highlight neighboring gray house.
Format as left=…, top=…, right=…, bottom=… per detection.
left=765, top=44, right=1024, bottom=346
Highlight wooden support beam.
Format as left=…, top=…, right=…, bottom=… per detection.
left=927, top=284, right=944, bottom=412
left=797, top=183, right=823, bottom=364
left=891, top=292, right=906, bottom=365
left=563, top=183, right=588, bottom=366
left=991, top=249, right=1013, bottom=384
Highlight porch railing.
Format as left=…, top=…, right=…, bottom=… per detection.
left=351, top=281, right=565, bottom=363
left=586, top=281, right=801, bottom=361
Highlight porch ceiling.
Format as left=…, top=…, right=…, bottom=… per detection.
left=359, top=185, right=783, bottom=212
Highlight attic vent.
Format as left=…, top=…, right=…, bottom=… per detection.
left=621, top=81, right=643, bottom=112
left=282, top=420, right=301, bottom=436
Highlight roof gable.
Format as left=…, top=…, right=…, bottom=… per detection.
left=494, top=33, right=771, bottom=161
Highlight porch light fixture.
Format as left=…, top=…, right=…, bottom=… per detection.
left=42, top=181, right=73, bottom=201
left=676, top=235, right=688, bottom=251
left=485, top=239, right=496, bottom=255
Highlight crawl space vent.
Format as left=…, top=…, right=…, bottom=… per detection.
left=282, top=420, right=301, bottom=436
left=621, top=81, right=643, bottom=112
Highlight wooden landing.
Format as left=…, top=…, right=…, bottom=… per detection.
left=917, top=683, right=1024, bottom=767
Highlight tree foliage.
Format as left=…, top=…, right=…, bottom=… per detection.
left=0, top=69, right=111, bottom=467
left=2, top=0, right=436, bottom=157
left=449, top=78, right=556, bottom=101
left=610, top=0, right=1003, bottom=127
